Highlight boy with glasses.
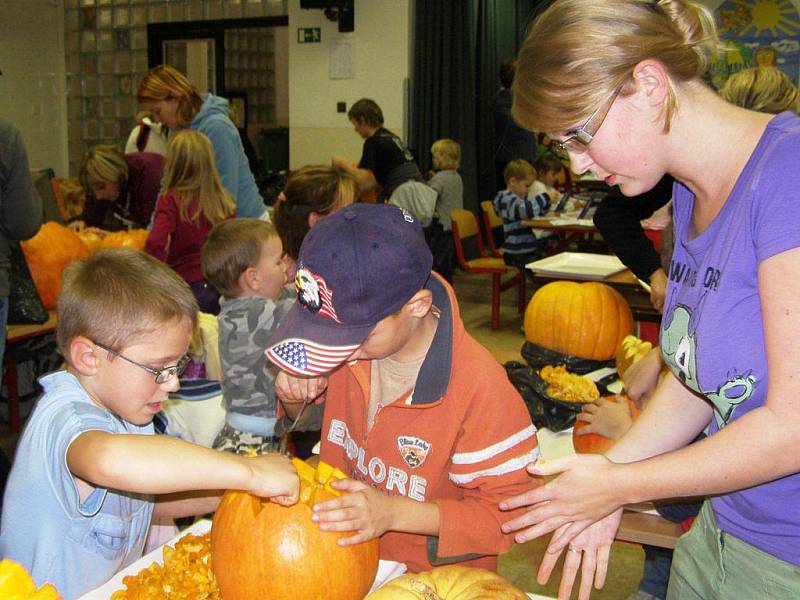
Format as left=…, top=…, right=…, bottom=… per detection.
left=0, top=248, right=299, bottom=598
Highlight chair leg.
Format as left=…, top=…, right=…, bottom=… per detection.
left=4, top=355, right=19, bottom=434
left=491, top=273, right=501, bottom=330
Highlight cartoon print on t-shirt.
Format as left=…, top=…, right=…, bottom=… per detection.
left=662, top=302, right=756, bottom=428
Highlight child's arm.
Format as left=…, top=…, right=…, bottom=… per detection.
left=575, top=396, right=634, bottom=441
left=153, top=490, right=223, bottom=518
left=331, top=156, right=377, bottom=193
left=144, top=193, right=177, bottom=261
left=67, top=431, right=299, bottom=503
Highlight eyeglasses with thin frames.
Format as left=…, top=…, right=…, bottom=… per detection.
left=550, top=83, right=624, bottom=159
left=93, top=341, right=190, bottom=385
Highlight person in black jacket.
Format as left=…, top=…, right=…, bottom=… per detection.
left=593, top=175, right=673, bottom=311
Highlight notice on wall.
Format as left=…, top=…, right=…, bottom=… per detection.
left=329, top=39, right=355, bottom=80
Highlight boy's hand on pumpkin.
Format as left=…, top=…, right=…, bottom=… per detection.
left=311, top=479, right=393, bottom=545
left=245, top=453, right=300, bottom=505
left=576, top=397, right=632, bottom=441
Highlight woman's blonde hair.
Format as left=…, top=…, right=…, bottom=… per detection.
left=431, top=139, right=461, bottom=171
left=58, top=248, right=198, bottom=359
left=273, top=166, right=358, bottom=260
left=137, top=64, right=203, bottom=128
left=79, top=145, right=128, bottom=193
left=163, top=130, right=236, bottom=225
left=514, top=0, right=718, bottom=134
left=720, top=67, right=799, bottom=114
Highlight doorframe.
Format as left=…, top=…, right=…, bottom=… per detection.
left=147, top=16, right=289, bottom=97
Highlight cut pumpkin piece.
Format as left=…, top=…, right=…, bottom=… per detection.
left=0, top=559, right=63, bottom=599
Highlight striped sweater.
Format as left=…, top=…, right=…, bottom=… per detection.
left=493, top=188, right=551, bottom=254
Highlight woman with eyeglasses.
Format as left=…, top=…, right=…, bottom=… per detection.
left=498, top=2, right=800, bottom=600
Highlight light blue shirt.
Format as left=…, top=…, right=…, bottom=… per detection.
left=0, top=371, right=154, bottom=599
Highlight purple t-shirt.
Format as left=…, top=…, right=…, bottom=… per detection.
left=662, top=111, right=800, bottom=565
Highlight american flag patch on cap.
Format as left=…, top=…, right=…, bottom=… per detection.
left=267, top=339, right=359, bottom=377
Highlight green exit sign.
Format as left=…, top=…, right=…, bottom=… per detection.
left=297, top=27, right=321, bottom=43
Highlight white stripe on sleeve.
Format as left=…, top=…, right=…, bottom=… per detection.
left=448, top=448, right=541, bottom=485
left=451, top=424, right=537, bottom=465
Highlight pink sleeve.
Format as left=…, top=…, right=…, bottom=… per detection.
left=144, top=192, right=177, bottom=261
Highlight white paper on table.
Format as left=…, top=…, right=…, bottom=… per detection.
left=81, top=518, right=408, bottom=598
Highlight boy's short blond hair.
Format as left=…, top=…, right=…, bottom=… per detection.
left=202, top=218, right=280, bottom=298
left=503, top=159, right=536, bottom=183
left=57, top=248, right=198, bottom=360
left=431, top=139, right=461, bottom=171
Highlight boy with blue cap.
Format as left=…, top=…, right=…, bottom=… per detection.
left=267, top=203, right=540, bottom=573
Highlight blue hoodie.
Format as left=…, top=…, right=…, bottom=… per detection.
left=190, top=94, right=264, bottom=218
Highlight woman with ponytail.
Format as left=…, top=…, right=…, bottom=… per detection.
left=500, top=2, right=800, bottom=599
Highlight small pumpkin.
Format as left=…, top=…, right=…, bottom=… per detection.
left=98, top=229, right=149, bottom=250
left=210, top=458, right=379, bottom=600
left=0, top=559, right=62, bottom=599
left=572, top=395, right=640, bottom=455
left=524, top=281, right=634, bottom=361
left=615, top=335, right=653, bottom=378
left=365, top=565, right=528, bottom=599
left=20, top=222, right=91, bottom=309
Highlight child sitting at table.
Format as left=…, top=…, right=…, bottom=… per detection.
left=427, top=138, right=463, bottom=282
left=0, top=248, right=299, bottom=599
left=528, top=152, right=563, bottom=204
left=492, top=159, right=552, bottom=271
left=201, top=218, right=295, bottom=455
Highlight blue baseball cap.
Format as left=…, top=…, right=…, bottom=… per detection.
left=266, top=203, right=433, bottom=376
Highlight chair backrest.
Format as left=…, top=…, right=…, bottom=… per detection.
left=450, top=209, right=486, bottom=267
left=480, top=201, right=504, bottom=257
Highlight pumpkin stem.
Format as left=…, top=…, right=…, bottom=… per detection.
left=410, top=580, right=444, bottom=600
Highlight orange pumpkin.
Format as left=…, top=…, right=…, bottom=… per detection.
left=211, top=458, right=379, bottom=600
left=615, top=335, right=653, bottom=378
left=0, top=559, right=62, bottom=599
left=524, top=281, right=634, bottom=361
left=20, top=222, right=91, bottom=309
left=98, top=229, right=149, bottom=250
left=365, top=565, right=528, bottom=599
left=76, top=230, right=104, bottom=252
left=572, top=395, right=640, bottom=454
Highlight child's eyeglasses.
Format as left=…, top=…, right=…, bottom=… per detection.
left=550, top=83, right=624, bottom=159
left=93, top=341, right=190, bottom=384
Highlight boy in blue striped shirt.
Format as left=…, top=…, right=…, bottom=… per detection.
left=492, top=159, right=554, bottom=271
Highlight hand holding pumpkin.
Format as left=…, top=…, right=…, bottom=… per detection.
left=499, top=454, right=626, bottom=544
left=312, top=478, right=395, bottom=545
left=576, top=397, right=633, bottom=441
left=275, top=370, right=328, bottom=405
left=622, top=347, right=664, bottom=404
left=244, top=453, right=300, bottom=505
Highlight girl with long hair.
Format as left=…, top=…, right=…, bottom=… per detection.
left=145, top=130, right=235, bottom=313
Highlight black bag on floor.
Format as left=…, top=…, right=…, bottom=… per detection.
left=521, top=341, right=614, bottom=374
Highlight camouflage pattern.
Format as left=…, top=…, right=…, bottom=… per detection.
left=218, top=290, right=295, bottom=420
left=212, top=423, right=283, bottom=455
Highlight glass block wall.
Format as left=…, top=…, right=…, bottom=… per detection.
left=64, top=0, right=287, bottom=175
left=225, top=28, right=276, bottom=126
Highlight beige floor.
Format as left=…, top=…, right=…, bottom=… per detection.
left=452, top=269, right=644, bottom=599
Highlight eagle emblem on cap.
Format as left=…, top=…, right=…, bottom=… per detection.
left=295, top=267, right=341, bottom=323
left=397, top=435, right=431, bottom=469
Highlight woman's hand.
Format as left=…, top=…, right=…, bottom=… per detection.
left=537, top=511, right=623, bottom=600
left=576, top=396, right=633, bottom=441
left=499, top=455, right=627, bottom=545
